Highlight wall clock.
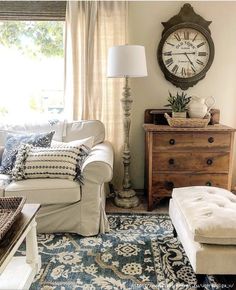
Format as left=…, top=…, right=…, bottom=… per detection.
left=157, top=3, right=215, bottom=90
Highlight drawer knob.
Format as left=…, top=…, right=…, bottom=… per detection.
left=207, top=159, right=213, bottom=165
left=169, top=158, right=175, bottom=165
left=208, top=137, right=214, bottom=143
left=169, top=139, right=175, bottom=145
left=206, top=181, right=212, bottom=186
left=164, top=181, right=174, bottom=190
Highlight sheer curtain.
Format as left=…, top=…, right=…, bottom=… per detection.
left=64, top=1, right=127, bottom=189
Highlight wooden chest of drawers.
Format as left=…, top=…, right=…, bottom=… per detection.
left=143, top=124, right=235, bottom=210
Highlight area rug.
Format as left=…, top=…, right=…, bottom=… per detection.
left=17, top=213, right=234, bottom=290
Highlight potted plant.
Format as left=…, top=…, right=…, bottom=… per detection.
left=165, top=91, right=191, bottom=118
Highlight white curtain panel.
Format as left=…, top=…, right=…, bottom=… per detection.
left=64, top=1, right=127, bottom=189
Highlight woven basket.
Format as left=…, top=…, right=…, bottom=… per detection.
left=165, top=113, right=210, bottom=128
left=0, top=196, right=26, bottom=241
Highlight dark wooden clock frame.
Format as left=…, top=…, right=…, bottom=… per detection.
left=157, top=3, right=215, bottom=90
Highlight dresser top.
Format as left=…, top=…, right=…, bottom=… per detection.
left=143, top=124, right=236, bottom=132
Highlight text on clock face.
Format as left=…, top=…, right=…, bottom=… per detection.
left=162, top=28, right=210, bottom=78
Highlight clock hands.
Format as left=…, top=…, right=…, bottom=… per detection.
left=184, top=52, right=195, bottom=68
left=163, top=51, right=196, bottom=68
left=164, top=52, right=196, bottom=56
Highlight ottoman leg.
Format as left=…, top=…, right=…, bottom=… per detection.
left=196, top=274, right=205, bottom=290
left=173, top=226, right=177, bottom=237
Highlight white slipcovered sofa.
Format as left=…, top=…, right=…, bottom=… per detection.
left=0, top=120, right=113, bottom=236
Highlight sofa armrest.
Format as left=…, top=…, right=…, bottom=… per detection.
left=81, top=141, right=114, bottom=184
left=0, top=146, right=4, bottom=163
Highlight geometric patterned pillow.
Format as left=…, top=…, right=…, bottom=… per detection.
left=0, top=131, right=55, bottom=174
left=11, top=143, right=90, bottom=184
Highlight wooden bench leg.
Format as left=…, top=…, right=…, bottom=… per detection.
left=196, top=274, right=205, bottom=290
left=173, top=226, right=177, bottom=237
left=214, top=275, right=236, bottom=290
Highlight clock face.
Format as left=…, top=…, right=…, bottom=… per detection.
left=161, top=27, right=210, bottom=79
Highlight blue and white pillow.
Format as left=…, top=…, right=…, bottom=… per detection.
left=12, top=143, right=90, bottom=184
left=0, top=131, right=55, bottom=174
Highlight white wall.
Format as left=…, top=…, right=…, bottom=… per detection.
left=128, top=1, right=236, bottom=189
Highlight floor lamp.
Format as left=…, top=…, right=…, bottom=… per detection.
left=107, top=45, right=147, bottom=208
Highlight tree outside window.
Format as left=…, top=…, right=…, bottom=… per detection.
left=0, top=21, right=64, bottom=120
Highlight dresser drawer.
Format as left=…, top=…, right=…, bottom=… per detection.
left=192, top=132, right=231, bottom=150
left=190, top=174, right=228, bottom=188
left=152, top=173, right=229, bottom=197
left=153, top=152, right=230, bottom=172
left=152, top=173, right=189, bottom=196
left=153, top=132, right=231, bottom=151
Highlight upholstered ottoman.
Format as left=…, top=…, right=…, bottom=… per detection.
left=169, top=186, right=236, bottom=280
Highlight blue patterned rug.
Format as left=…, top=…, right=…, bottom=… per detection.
left=17, top=213, right=235, bottom=290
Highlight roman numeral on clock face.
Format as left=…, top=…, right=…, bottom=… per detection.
left=192, top=33, right=198, bottom=42
left=181, top=67, right=186, bottom=76
left=184, top=31, right=189, bottom=40
left=172, top=65, right=178, bottom=74
left=174, top=33, right=181, bottom=41
left=191, top=66, right=196, bottom=73
left=196, top=59, right=204, bottom=66
left=167, top=42, right=175, bottom=47
left=165, top=58, right=173, bottom=67
left=197, top=42, right=205, bottom=48
left=163, top=51, right=172, bottom=56
left=198, top=52, right=207, bottom=56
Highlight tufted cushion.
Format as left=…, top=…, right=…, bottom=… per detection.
left=172, top=186, right=236, bottom=245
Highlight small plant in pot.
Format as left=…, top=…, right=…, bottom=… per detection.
left=165, top=91, right=191, bottom=118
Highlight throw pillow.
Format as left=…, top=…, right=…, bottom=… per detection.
left=0, top=119, right=66, bottom=141
left=51, top=136, right=94, bottom=149
left=0, top=131, right=55, bottom=174
left=12, top=143, right=90, bottom=184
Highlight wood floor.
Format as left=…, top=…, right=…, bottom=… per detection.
left=105, top=194, right=169, bottom=213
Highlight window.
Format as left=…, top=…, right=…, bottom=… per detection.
left=0, top=2, right=66, bottom=120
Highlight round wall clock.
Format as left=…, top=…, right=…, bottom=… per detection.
left=157, top=4, right=215, bottom=90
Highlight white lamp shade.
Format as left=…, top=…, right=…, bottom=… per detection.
left=107, top=45, right=147, bottom=78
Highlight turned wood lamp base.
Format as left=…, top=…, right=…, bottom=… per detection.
left=114, top=189, right=140, bottom=208
left=107, top=45, right=147, bottom=210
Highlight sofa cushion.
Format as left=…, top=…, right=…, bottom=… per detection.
left=4, top=178, right=81, bottom=205
left=0, top=131, right=55, bottom=174
left=63, top=121, right=105, bottom=145
left=12, top=143, right=90, bottom=183
left=51, top=136, right=94, bottom=149
left=0, top=146, right=4, bottom=163
left=172, top=186, right=236, bottom=245
left=0, top=174, right=11, bottom=197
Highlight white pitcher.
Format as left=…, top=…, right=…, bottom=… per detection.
left=188, top=96, right=215, bottom=118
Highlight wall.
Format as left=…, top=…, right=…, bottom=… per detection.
left=128, top=1, right=236, bottom=189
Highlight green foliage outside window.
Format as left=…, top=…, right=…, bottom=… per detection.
left=0, top=21, right=63, bottom=58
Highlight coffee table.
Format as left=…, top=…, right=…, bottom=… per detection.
left=0, top=204, right=41, bottom=290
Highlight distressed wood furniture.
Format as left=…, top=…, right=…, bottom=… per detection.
left=0, top=204, right=41, bottom=290
left=143, top=124, right=235, bottom=211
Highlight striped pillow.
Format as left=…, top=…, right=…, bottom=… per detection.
left=12, top=143, right=90, bottom=183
